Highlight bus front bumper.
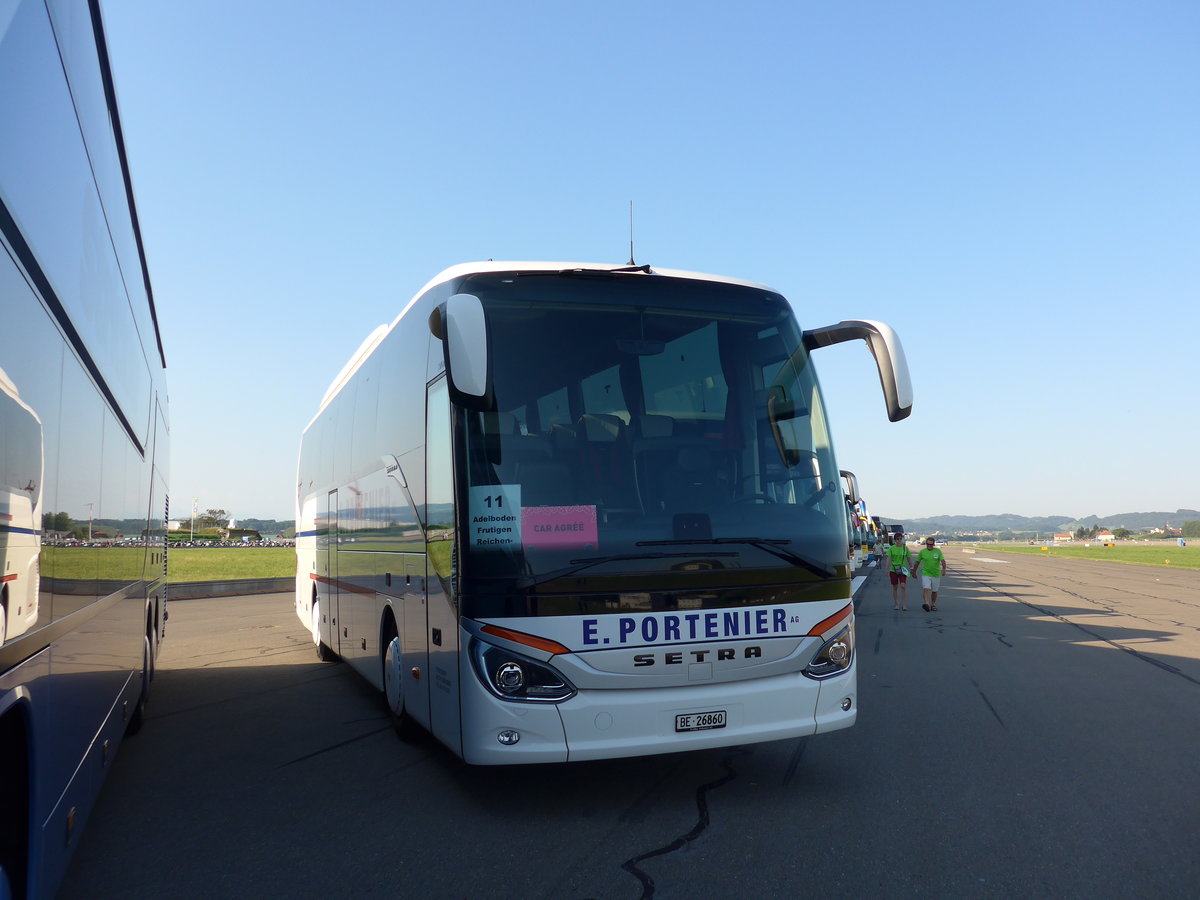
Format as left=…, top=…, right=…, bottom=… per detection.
left=459, top=665, right=855, bottom=765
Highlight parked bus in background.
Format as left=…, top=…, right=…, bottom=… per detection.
left=297, top=261, right=911, bottom=764
left=871, top=516, right=886, bottom=547
left=857, top=498, right=876, bottom=563
left=0, top=2, right=169, bottom=896
left=840, top=470, right=866, bottom=567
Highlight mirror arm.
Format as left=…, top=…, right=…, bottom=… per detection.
left=803, top=320, right=913, bottom=422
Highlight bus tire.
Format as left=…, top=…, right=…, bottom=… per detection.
left=312, top=599, right=335, bottom=662
left=381, top=618, right=410, bottom=736
left=126, top=633, right=152, bottom=735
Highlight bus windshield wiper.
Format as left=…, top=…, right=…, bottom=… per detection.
left=516, top=551, right=738, bottom=590
left=636, top=538, right=835, bottom=578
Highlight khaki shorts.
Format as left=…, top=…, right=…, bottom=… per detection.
left=920, top=575, right=941, bottom=592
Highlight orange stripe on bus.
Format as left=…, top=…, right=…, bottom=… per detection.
left=807, top=603, right=853, bottom=638
left=481, top=624, right=570, bottom=656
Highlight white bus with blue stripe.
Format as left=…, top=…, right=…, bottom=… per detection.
left=296, top=261, right=911, bottom=764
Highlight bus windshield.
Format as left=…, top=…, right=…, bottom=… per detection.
left=459, top=272, right=847, bottom=616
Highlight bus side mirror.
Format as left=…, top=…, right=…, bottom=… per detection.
left=803, top=320, right=913, bottom=422
left=840, top=469, right=860, bottom=504
left=439, top=293, right=490, bottom=407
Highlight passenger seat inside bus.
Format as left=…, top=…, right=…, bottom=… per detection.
left=500, top=418, right=578, bottom=506
left=491, top=412, right=560, bottom=504
left=576, top=413, right=639, bottom=517
left=660, top=445, right=732, bottom=512
left=632, top=415, right=677, bottom=512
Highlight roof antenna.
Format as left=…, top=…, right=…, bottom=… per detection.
left=628, top=200, right=636, bottom=265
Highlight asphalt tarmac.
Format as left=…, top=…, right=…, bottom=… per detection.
left=60, top=550, right=1200, bottom=898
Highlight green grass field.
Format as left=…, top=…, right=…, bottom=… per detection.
left=45, top=543, right=1200, bottom=582
left=975, top=542, right=1200, bottom=571
left=167, top=548, right=295, bottom=582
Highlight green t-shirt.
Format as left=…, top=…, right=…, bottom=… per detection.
left=885, top=543, right=910, bottom=573
left=915, top=547, right=945, bottom=577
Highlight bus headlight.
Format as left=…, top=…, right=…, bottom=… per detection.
left=804, top=623, right=855, bottom=680
left=471, top=639, right=577, bottom=703
left=494, top=662, right=525, bottom=694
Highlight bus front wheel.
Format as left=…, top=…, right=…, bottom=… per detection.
left=126, top=633, right=152, bottom=734
left=381, top=621, right=411, bottom=736
left=312, top=599, right=335, bottom=661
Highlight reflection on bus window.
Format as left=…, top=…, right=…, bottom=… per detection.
left=1, top=367, right=43, bottom=642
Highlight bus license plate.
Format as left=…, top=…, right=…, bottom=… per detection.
left=675, top=710, right=727, bottom=732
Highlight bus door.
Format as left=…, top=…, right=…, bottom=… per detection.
left=424, top=377, right=462, bottom=753
left=321, top=489, right=341, bottom=653
left=400, top=552, right=430, bottom=728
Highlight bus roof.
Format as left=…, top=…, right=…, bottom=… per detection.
left=311, top=261, right=781, bottom=426
left=404, top=261, right=778, bottom=315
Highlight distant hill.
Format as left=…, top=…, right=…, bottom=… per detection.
left=880, top=509, right=1200, bottom=534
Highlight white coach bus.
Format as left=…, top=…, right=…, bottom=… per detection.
left=296, top=262, right=910, bottom=764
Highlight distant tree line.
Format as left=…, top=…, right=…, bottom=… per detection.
left=37, top=509, right=296, bottom=540
left=42, top=511, right=74, bottom=532
left=938, top=525, right=1194, bottom=542
left=192, top=508, right=229, bottom=529
left=41, top=512, right=150, bottom=540
left=238, top=518, right=294, bottom=535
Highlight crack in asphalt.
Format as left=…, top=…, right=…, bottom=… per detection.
left=970, top=678, right=1006, bottom=729
left=972, top=559, right=1200, bottom=622
left=956, top=623, right=1013, bottom=647
left=279, top=724, right=393, bottom=767
left=958, top=569, right=1200, bottom=688
left=781, top=737, right=809, bottom=787
left=610, top=749, right=745, bottom=900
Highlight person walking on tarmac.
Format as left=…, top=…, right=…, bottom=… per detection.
left=885, top=535, right=912, bottom=610
left=912, top=537, right=948, bottom=612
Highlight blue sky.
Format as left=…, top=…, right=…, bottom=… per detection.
left=101, top=0, right=1199, bottom=523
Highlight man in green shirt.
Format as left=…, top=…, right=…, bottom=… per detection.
left=911, top=537, right=948, bottom=612
left=885, top=535, right=912, bottom=610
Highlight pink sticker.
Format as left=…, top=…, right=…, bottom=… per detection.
left=522, top=505, right=599, bottom=549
